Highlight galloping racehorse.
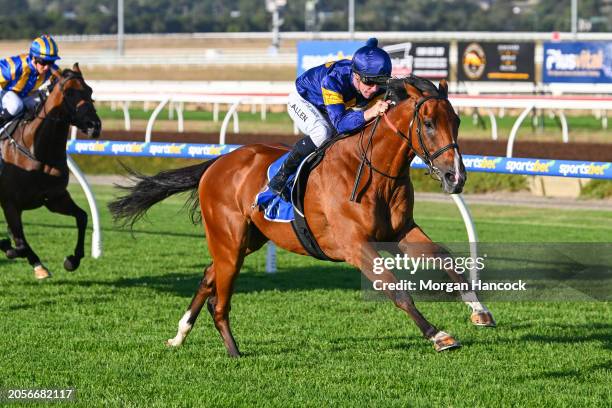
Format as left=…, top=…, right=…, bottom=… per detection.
left=109, top=77, right=495, bottom=356
left=0, top=64, right=101, bottom=279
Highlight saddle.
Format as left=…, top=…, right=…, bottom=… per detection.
left=289, top=134, right=355, bottom=262
left=256, top=133, right=360, bottom=261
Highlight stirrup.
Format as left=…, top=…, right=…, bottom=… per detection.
left=278, top=187, right=291, bottom=202
left=267, top=176, right=291, bottom=202
left=268, top=174, right=288, bottom=194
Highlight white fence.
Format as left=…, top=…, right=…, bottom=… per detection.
left=90, top=80, right=612, bottom=149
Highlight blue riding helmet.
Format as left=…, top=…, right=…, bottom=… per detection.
left=351, top=38, right=391, bottom=82
left=29, top=35, right=61, bottom=62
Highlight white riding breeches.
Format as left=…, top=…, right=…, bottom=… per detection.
left=0, top=90, right=40, bottom=116
left=287, top=88, right=334, bottom=148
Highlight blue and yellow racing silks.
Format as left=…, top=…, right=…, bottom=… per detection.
left=295, top=59, right=382, bottom=135
left=0, top=54, right=57, bottom=97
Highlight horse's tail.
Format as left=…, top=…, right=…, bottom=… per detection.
left=108, top=159, right=218, bottom=229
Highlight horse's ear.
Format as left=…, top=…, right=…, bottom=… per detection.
left=438, top=79, right=448, bottom=98
left=72, top=62, right=81, bottom=73
left=403, top=81, right=423, bottom=100
left=51, top=68, right=62, bottom=81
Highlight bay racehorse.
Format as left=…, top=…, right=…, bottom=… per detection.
left=0, top=64, right=101, bottom=279
left=109, top=77, right=495, bottom=356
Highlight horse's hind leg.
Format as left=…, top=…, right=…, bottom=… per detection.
left=210, top=254, right=245, bottom=357
left=0, top=202, right=49, bottom=279
left=44, top=191, right=87, bottom=271
left=166, top=263, right=216, bottom=347
left=399, top=224, right=496, bottom=327
left=205, top=218, right=268, bottom=357
left=167, top=215, right=266, bottom=356
left=204, top=227, right=267, bottom=321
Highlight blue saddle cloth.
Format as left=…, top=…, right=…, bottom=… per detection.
left=255, top=153, right=296, bottom=222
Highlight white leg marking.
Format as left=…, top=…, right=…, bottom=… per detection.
left=166, top=310, right=192, bottom=347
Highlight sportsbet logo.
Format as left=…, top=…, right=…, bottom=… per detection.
left=111, top=143, right=145, bottom=154
left=148, top=144, right=186, bottom=156
left=506, top=160, right=555, bottom=174
left=463, top=157, right=502, bottom=170
left=187, top=145, right=224, bottom=157
left=73, top=141, right=110, bottom=153
left=559, top=162, right=610, bottom=177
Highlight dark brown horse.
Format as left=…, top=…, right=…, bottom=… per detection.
left=0, top=64, right=101, bottom=279
left=109, top=77, right=495, bottom=356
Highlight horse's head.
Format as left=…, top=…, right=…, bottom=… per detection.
left=48, top=63, right=101, bottom=138
left=388, top=77, right=465, bottom=194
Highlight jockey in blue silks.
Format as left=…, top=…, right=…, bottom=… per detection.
left=267, top=38, right=393, bottom=200
left=0, top=35, right=60, bottom=126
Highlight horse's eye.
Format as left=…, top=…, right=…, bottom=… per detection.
left=424, top=119, right=434, bottom=129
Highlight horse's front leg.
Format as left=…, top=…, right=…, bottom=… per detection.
left=398, top=224, right=496, bottom=327
left=44, top=191, right=87, bottom=271
left=345, top=238, right=460, bottom=352
left=0, top=202, right=50, bottom=279
left=0, top=228, right=13, bottom=253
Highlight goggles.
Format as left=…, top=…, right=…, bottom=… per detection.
left=34, top=58, right=53, bottom=67
left=359, top=75, right=389, bottom=86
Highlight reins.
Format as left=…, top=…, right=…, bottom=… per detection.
left=349, top=94, right=386, bottom=201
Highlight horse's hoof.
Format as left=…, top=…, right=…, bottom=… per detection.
left=431, top=331, right=461, bottom=352
left=0, top=238, right=12, bottom=252
left=471, top=311, right=496, bottom=327
left=34, top=265, right=52, bottom=280
left=165, top=338, right=182, bottom=348
left=6, top=248, right=19, bottom=259
left=63, top=255, right=80, bottom=271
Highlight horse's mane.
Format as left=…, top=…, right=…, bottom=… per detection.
left=385, top=75, right=446, bottom=104
left=47, top=68, right=81, bottom=92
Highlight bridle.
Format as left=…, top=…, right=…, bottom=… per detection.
left=350, top=91, right=459, bottom=201
left=382, top=95, right=459, bottom=180
left=36, top=71, right=94, bottom=122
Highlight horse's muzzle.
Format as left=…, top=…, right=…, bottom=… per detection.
left=442, top=169, right=466, bottom=194
left=84, top=120, right=102, bottom=138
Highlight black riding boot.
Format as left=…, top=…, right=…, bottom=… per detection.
left=0, top=109, right=13, bottom=128
left=268, top=136, right=317, bottom=200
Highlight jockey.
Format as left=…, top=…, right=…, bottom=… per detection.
left=0, top=35, right=60, bottom=126
left=268, top=38, right=392, bottom=199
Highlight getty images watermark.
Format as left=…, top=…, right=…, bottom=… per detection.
left=363, top=243, right=612, bottom=302
left=372, top=253, right=525, bottom=293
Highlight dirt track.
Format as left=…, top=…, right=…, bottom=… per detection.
left=101, top=130, right=612, bottom=162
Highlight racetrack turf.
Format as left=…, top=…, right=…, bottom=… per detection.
left=0, top=185, right=610, bottom=407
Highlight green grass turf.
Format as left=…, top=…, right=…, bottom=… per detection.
left=0, top=185, right=610, bottom=407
